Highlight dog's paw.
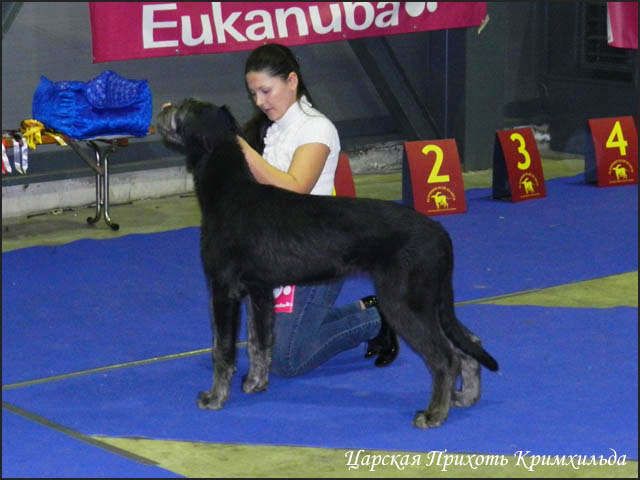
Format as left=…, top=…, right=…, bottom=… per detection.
left=197, top=390, right=227, bottom=410
left=413, top=409, right=448, bottom=429
left=241, top=374, right=268, bottom=394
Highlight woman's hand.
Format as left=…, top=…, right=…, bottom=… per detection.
left=236, top=136, right=329, bottom=194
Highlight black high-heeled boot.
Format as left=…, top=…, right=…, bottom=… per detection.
left=361, top=295, right=399, bottom=367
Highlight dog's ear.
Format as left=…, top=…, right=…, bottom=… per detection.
left=218, top=105, right=240, bottom=134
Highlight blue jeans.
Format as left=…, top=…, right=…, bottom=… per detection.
left=271, top=280, right=381, bottom=377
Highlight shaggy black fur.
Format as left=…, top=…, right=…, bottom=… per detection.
left=156, top=99, right=498, bottom=428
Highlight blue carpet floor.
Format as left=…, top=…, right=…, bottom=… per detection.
left=3, top=306, right=637, bottom=458
left=2, top=408, right=181, bottom=478
left=2, top=175, right=638, bottom=476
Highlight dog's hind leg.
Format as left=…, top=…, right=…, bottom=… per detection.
left=375, top=266, right=461, bottom=428
left=412, top=332, right=460, bottom=428
left=242, top=288, right=274, bottom=394
left=375, top=277, right=459, bottom=428
left=450, top=322, right=483, bottom=407
left=394, top=314, right=459, bottom=428
left=440, top=280, right=483, bottom=408
left=452, top=349, right=481, bottom=407
left=198, top=292, right=240, bottom=410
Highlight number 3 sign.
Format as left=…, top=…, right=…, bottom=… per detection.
left=492, top=127, right=546, bottom=202
left=402, top=139, right=466, bottom=216
left=586, top=116, right=638, bottom=187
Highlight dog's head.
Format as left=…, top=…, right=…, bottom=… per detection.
left=156, top=99, right=240, bottom=163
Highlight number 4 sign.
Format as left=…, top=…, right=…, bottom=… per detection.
left=492, top=128, right=546, bottom=202
left=402, top=139, right=466, bottom=215
left=585, top=116, right=638, bottom=187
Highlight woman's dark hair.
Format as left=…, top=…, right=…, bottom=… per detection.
left=242, top=43, right=312, bottom=153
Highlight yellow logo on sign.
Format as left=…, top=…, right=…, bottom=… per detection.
left=518, top=172, right=541, bottom=197
left=608, top=159, right=634, bottom=183
left=426, top=186, right=456, bottom=211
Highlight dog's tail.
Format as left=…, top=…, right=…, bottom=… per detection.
left=439, top=274, right=499, bottom=372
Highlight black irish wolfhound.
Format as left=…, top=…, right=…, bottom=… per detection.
left=156, top=99, right=498, bottom=428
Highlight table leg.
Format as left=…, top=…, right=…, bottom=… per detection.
left=102, top=143, right=119, bottom=231
left=85, top=140, right=119, bottom=231
left=86, top=141, right=103, bottom=225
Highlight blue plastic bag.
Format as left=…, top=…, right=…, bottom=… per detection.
left=32, top=70, right=152, bottom=140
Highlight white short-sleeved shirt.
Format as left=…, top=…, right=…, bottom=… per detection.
left=262, top=96, right=340, bottom=196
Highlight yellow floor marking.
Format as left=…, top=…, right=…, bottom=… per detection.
left=476, top=271, right=638, bottom=308
left=94, top=437, right=638, bottom=478
left=92, top=270, right=640, bottom=478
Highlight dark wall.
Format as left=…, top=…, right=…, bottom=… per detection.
left=543, top=1, right=637, bottom=153
left=2, top=1, right=637, bottom=185
left=459, top=1, right=636, bottom=167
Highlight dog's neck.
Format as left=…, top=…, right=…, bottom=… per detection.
left=191, top=136, right=258, bottom=212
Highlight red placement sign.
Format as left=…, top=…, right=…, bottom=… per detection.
left=587, top=116, right=638, bottom=187
left=403, top=140, right=466, bottom=216
left=332, top=153, right=356, bottom=197
left=89, top=2, right=487, bottom=62
left=493, top=128, right=546, bottom=202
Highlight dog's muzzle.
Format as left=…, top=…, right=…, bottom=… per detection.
left=156, top=104, right=183, bottom=146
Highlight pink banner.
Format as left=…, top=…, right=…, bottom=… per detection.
left=89, top=2, right=487, bottom=63
left=607, top=2, right=638, bottom=49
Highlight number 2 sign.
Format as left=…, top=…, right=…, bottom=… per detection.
left=586, top=116, right=638, bottom=187
left=402, top=139, right=466, bottom=216
left=492, top=128, right=546, bottom=202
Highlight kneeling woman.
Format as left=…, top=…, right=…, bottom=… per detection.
left=236, top=43, right=398, bottom=376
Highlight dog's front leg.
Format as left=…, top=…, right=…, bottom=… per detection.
left=242, top=289, right=274, bottom=394
left=198, top=293, right=240, bottom=410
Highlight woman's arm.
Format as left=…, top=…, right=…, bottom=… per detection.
left=237, top=135, right=329, bottom=194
